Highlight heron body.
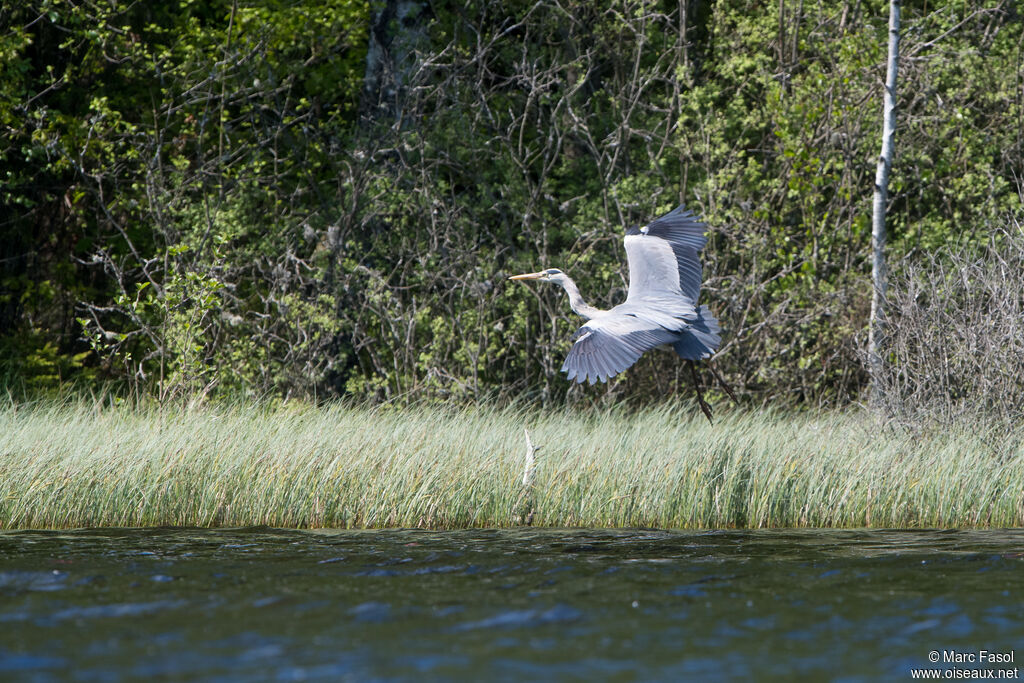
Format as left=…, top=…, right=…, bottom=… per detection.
left=509, top=204, right=721, bottom=386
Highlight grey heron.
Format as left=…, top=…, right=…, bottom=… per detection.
left=509, top=204, right=728, bottom=421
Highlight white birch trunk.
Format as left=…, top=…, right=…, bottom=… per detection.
left=869, top=0, right=901, bottom=407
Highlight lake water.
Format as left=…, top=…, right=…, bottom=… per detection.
left=1, top=527, right=1022, bottom=681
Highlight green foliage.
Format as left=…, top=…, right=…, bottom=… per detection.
left=0, top=330, right=94, bottom=392
left=1, top=0, right=1021, bottom=407
left=2, top=0, right=368, bottom=399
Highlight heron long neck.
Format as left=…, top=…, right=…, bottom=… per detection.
left=559, top=276, right=601, bottom=320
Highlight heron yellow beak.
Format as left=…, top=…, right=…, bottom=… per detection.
left=508, top=271, right=545, bottom=281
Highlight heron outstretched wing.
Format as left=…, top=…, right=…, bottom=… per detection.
left=561, top=314, right=679, bottom=384
left=623, top=205, right=708, bottom=315
left=510, top=203, right=720, bottom=402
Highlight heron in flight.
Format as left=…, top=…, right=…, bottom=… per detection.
left=509, top=204, right=729, bottom=422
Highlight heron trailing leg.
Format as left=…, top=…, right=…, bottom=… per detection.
left=707, top=362, right=738, bottom=404
left=687, top=360, right=713, bottom=425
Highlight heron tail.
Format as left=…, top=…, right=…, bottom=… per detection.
left=672, top=305, right=721, bottom=360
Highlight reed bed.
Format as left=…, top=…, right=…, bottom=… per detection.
left=1, top=401, right=1022, bottom=529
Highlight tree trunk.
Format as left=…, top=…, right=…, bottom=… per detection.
left=869, top=0, right=901, bottom=408
left=358, top=0, right=428, bottom=127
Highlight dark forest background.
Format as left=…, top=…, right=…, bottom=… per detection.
left=1, top=0, right=1021, bottom=414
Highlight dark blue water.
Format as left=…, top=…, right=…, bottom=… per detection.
left=1, top=528, right=1022, bottom=681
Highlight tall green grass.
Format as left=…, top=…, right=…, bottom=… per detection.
left=2, top=401, right=1022, bottom=529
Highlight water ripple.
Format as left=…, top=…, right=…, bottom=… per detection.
left=0, top=527, right=1022, bottom=681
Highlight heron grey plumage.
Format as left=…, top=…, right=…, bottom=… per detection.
left=509, top=204, right=722, bottom=415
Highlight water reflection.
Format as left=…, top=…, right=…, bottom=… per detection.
left=0, top=527, right=1022, bottom=681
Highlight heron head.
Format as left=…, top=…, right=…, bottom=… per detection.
left=508, top=268, right=565, bottom=283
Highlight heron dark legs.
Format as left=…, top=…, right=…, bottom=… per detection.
left=687, top=360, right=714, bottom=425
left=707, top=362, right=738, bottom=404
